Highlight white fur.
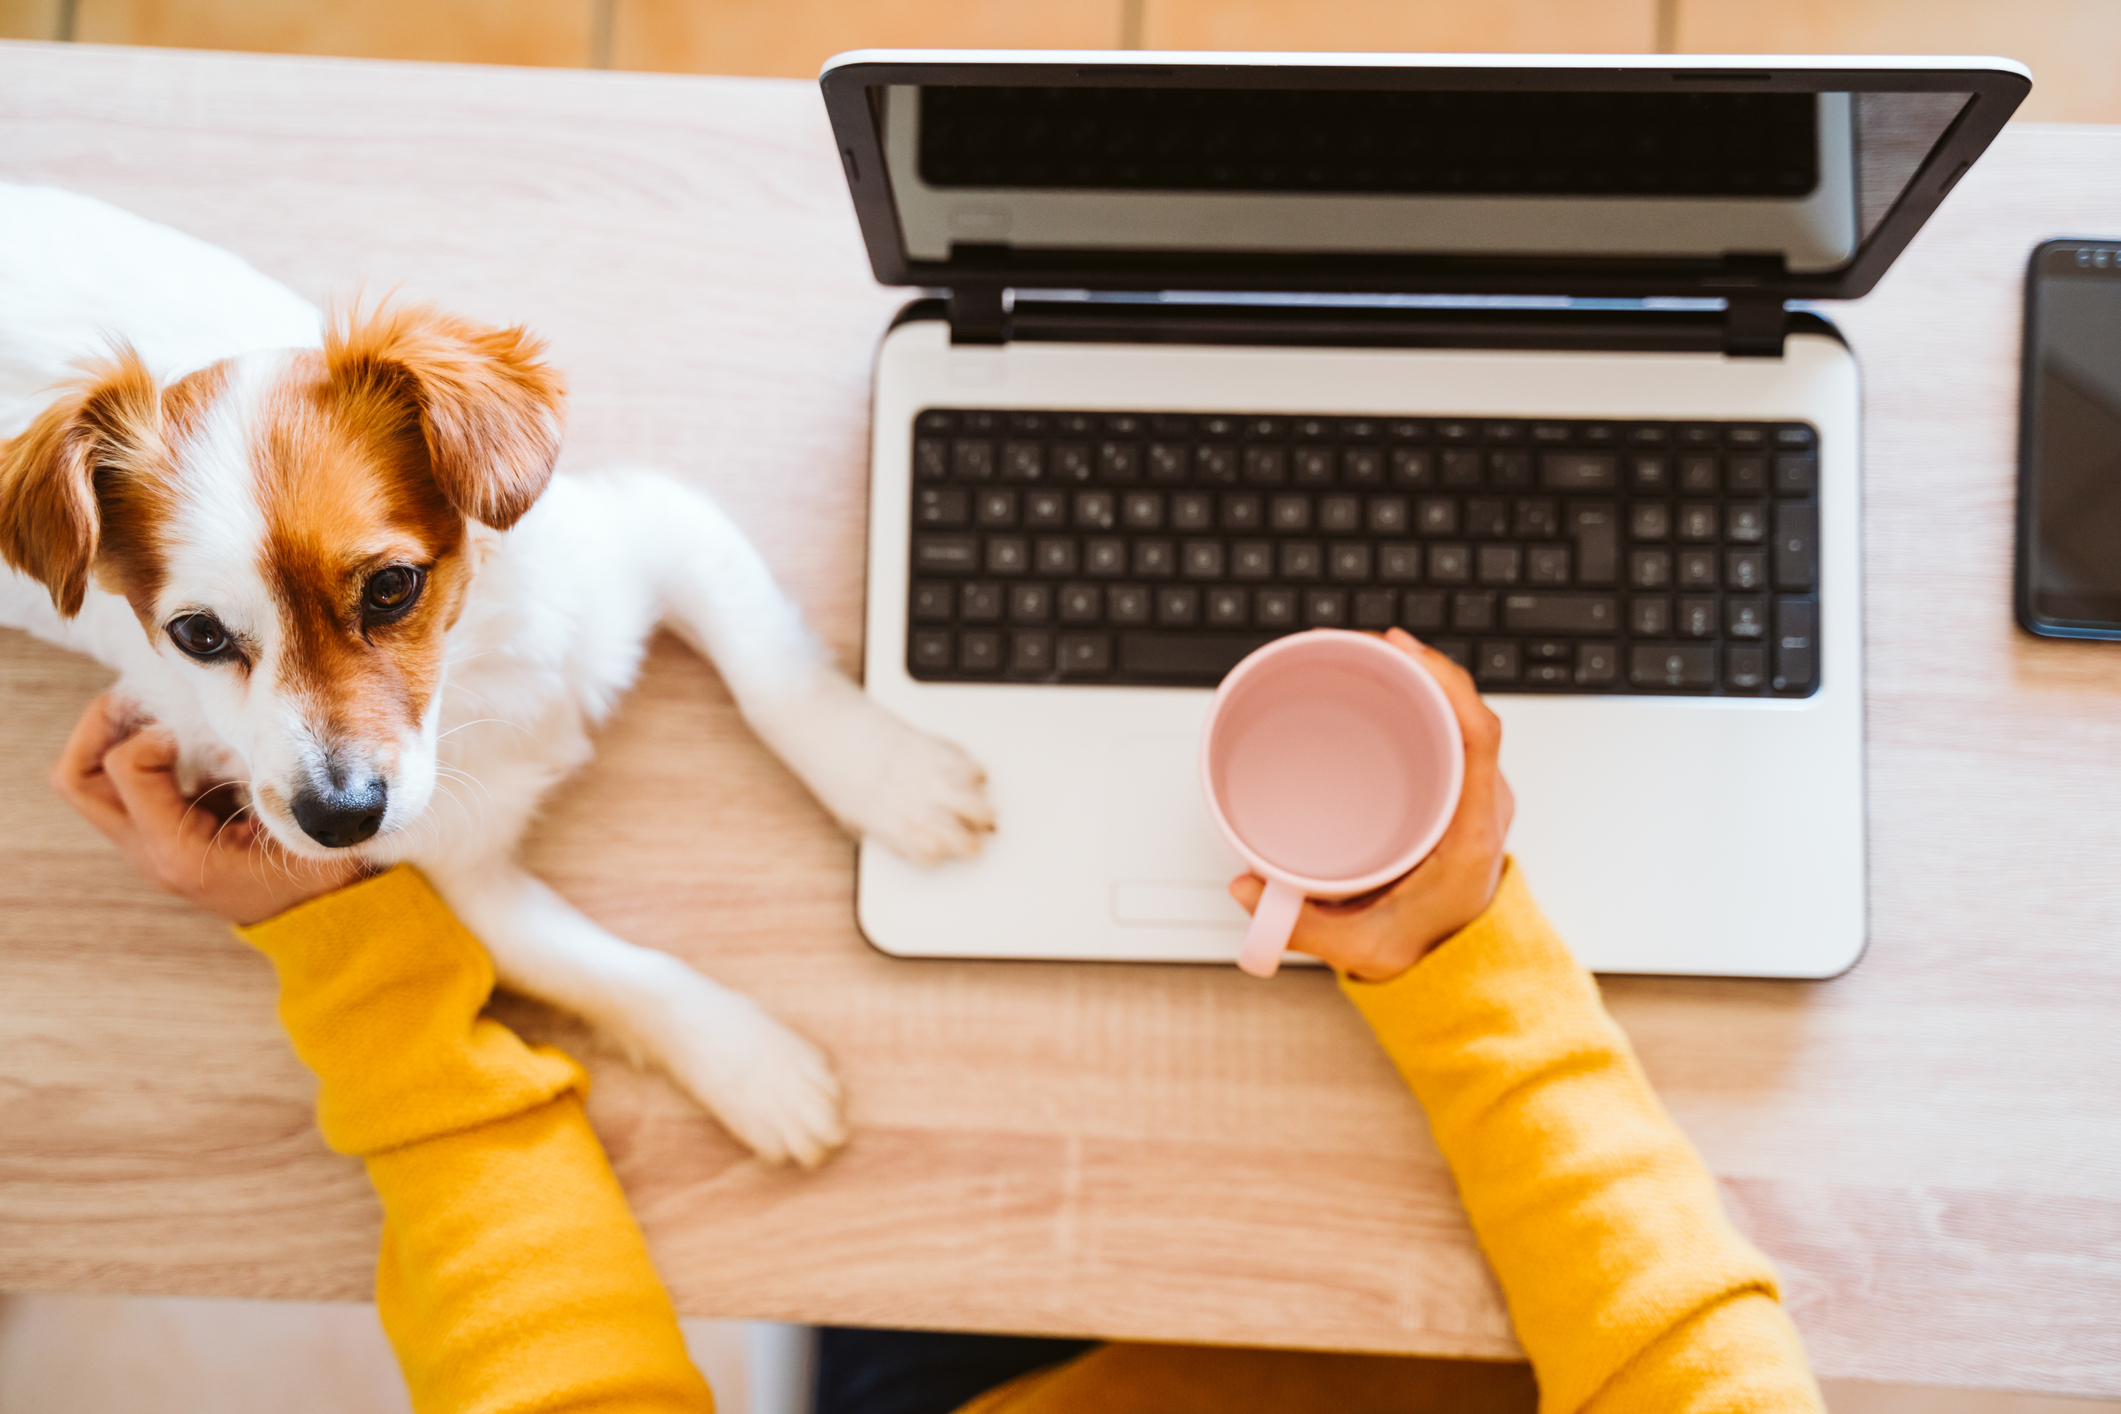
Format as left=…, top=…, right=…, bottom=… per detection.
left=0, top=184, right=994, bottom=1167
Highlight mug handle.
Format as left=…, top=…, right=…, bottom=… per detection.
left=1238, top=878, right=1304, bottom=978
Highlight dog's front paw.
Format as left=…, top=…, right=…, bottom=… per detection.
left=652, top=979, right=847, bottom=1168
left=768, top=674, right=995, bottom=864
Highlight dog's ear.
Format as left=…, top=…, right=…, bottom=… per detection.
left=0, top=350, right=160, bottom=618
left=325, top=303, right=565, bottom=532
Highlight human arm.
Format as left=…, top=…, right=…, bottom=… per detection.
left=1243, top=633, right=1822, bottom=1413
left=52, top=696, right=714, bottom=1414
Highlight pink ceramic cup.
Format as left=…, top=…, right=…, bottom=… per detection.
left=1199, top=630, right=1465, bottom=978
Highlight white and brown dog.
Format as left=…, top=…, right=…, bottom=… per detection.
left=0, top=184, right=993, bottom=1167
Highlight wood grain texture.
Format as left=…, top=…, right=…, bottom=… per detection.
left=1138, top=0, right=1656, bottom=54
left=1674, top=0, right=2121, bottom=124
left=610, top=0, right=1126, bottom=79
left=73, top=0, right=598, bottom=68
left=0, top=40, right=2118, bottom=1394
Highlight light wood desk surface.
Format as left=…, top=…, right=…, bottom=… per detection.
left=2, top=40, right=2118, bottom=1397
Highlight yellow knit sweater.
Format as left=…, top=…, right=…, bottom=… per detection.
left=240, top=863, right=1820, bottom=1414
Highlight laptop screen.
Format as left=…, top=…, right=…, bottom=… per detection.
left=821, top=56, right=2028, bottom=299
left=882, top=84, right=1964, bottom=275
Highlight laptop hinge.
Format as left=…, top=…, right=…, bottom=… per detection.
left=1722, top=297, right=1789, bottom=358
left=948, top=284, right=1010, bottom=345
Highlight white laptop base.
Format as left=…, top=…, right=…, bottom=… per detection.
left=859, top=321, right=1865, bottom=979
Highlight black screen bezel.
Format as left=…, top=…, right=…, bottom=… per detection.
left=2016, top=238, right=2121, bottom=641
left=820, top=54, right=2028, bottom=302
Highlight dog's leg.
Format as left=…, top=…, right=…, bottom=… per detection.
left=435, top=863, right=846, bottom=1168
left=627, top=473, right=995, bottom=864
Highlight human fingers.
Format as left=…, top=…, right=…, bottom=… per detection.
left=50, top=693, right=137, bottom=841
left=102, top=729, right=223, bottom=864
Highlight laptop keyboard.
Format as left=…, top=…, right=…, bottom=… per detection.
left=905, top=410, right=1821, bottom=697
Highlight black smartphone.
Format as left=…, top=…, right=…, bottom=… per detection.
left=2018, top=238, right=2121, bottom=639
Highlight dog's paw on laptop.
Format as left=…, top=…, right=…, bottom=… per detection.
left=764, top=672, right=995, bottom=865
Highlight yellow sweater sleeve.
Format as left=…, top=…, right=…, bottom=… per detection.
left=239, top=866, right=714, bottom=1414
left=1340, top=862, right=1822, bottom=1414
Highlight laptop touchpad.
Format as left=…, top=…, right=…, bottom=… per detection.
left=1106, top=735, right=1249, bottom=928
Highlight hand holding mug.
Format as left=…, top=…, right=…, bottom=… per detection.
left=1219, top=630, right=1514, bottom=983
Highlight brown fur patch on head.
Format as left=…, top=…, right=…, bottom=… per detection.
left=323, top=303, right=566, bottom=531
left=0, top=348, right=164, bottom=617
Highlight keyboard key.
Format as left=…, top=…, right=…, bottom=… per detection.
left=1576, top=641, right=1619, bottom=686
left=1528, top=545, right=1571, bottom=585
left=1726, top=644, right=1767, bottom=690
left=1319, top=495, right=1362, bottom=532
left=1294, top=447, right=1335, bottom=485
left=1467, top=498, right=1510, bottom=539
left=1329, top=543, right=1374, bottom=581
left=1010, top=631, right=1053, bottom=675
left=1123, top=492, right=1164, bottom=530
left=1172, top=494, right=1213, bottom=530
left=1726, top=504, right=1768, bottom=544
left=1629, top=643, right=1716, bottom=688
left=1401, top=591, right=1446, bottom=631
left=1380, top=543, right=1423, bottom=581
left=1453, top=591, right=1497, bottom=631
left=961, top=582, right=1002, bottom=621
left=1109, top=585, right=1151, bottom=624
left=1726, top=455, right=1768, bottom=494
left=1490, top=452, right=1533, bottom=488
left=986, top=537, right=1028, bottom=574
left=1430, top=638, right=1472, bottom=670
left=1075, top=490, right=1116, bottom=529
left=1541, top=454, right=1618, bottom=490
left=1569, top=502, right=1619, bottom=584
left=1344, top=448, right=1386, bottom=486
left=1085, top=537, right=1126, bottom=575
left=1157, top=587, right=1200, bottom=626
left=1525, top=639, right=1571, bottom=662
left=1118, top=633, right=1271, bottom=680
left=1026, top=490, right=1067, bottom=527
left=1306, top=590, right=1348, bottom=626
left=1514, top=498, right=1559, bottom=538
left=1774, top=598, right=1817, bottom=690
left=1098, top=443, right=1140, bottom=481
left=1280, top=542, right=1323, bottom=579
left=1678, top=550, right=1717, bottom=588
left=1726, top=550, right=1766, bottom=591
left=1221, top=493, right=1264, bottom=530
left=1630, top=503, right=1670, bottom=540
left=1148, top=443, right=1188, bottom=482
left=1354, top=590, right=1396, bottom=628
left=912, top=582, right=953, bottom=621
left=1502, top=593, right=1619, bottom=633
left=911, top=630, right=952, bottom=670
left=1442, top=450, right=1484, bottom=486
left=1418, top=497, right=1459, bottom=534
left=1002, top=442, right=1043, bottom=480
left=1774, top=453, right=1818, bottom=494
left=1059, top=583, right=1102, bottom=623
left=1182, top=540, right=1226, bottom=578
left=1726, top=597, right=1767, bottom=639
left=1051, top=444, right=1092, bottom=482
left=959, top=630, right=1001, bottom=672
left=1256, top=590, right=1298, bottom=626
left=976, top=490, right=1019, bottom=526
left=1679, top=596, right=1716, bottom=638
left=1271, top=494, right=1311, bottom=530
left=1197, top=445, right=1238, bottom=484
left=1231, top=541, right=1274, bottom=578
left=915, top=438, right=949, bottom=479
left=1629, top=456, right=1671, bottom=492
left=1010, top=584, right=1052, bottom=623
left=1774, top=424, right=1816, bottom=449
left=1035, top=538, right=1077, bottom=575
left=1369, top=496, right=1410, bottom=533
left=1207, top=587, right=1250, bottom=626
left=1390, top=449, right=1433, bottom=486
left=1478, top=545, right=1524, bottom=585
left=1630, top=550, right=1672, bottom=589
left=1243, top=447, right=1287, bottom=485
left=1476, top=640, right=1521, bottom=685
left=1429, top=544, right=1471, bottom=583
left=1774, top=503, right=1818, bottom=589
left=917, top=487, right=970, bottom=527
left=1133, top=540, right=1175, bottom=577
left=953, top=441, right=995, bottom=480
left=1058, top=634, right=1112, bottom=676
left=1679, top=456, right=1719, bottom=492
left=1678, top=503, right=1718, bottom=541
left=916, top=534, right=979, bottom=572
left=1526, top=662, right=1571, bottom=687
left=1631, top=595, right=1671, bottom=636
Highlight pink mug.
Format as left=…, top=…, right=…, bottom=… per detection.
left=1199, top=630, right=1465, bottom=978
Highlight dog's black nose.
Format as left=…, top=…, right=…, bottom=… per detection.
left=291, top=779, right=387, bottom=849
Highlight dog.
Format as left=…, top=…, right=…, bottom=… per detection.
left=0, top=184, right=995, bottom=1167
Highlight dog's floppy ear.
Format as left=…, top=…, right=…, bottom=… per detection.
left=0, top=350, right=160, bottom=618
left=325, top=303, right=566, bottom=532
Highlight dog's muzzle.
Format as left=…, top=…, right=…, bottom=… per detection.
left=291, top=778, right=388, bottom=849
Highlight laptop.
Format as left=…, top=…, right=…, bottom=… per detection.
left=823, top=52, right=2028, bottom=978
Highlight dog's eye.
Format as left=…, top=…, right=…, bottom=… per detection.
left=167, top=613, right=234, bottom=661
left=363, top=566, right=424, bottom=620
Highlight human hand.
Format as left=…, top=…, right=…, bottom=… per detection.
left=1229, top=629, right=1514, bottom=983
left=51, top=693, right=364, bottom=926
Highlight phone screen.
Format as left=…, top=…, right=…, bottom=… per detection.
left=2024, top=241, right=2121, bottom=632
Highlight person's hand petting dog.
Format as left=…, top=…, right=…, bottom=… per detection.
left=52, top=693, right=363, bottom=926
left=1229, top=628, right=1515, bottom=983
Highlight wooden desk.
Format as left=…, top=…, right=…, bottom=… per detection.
left=2, top=40, right=2118, bottom=1397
